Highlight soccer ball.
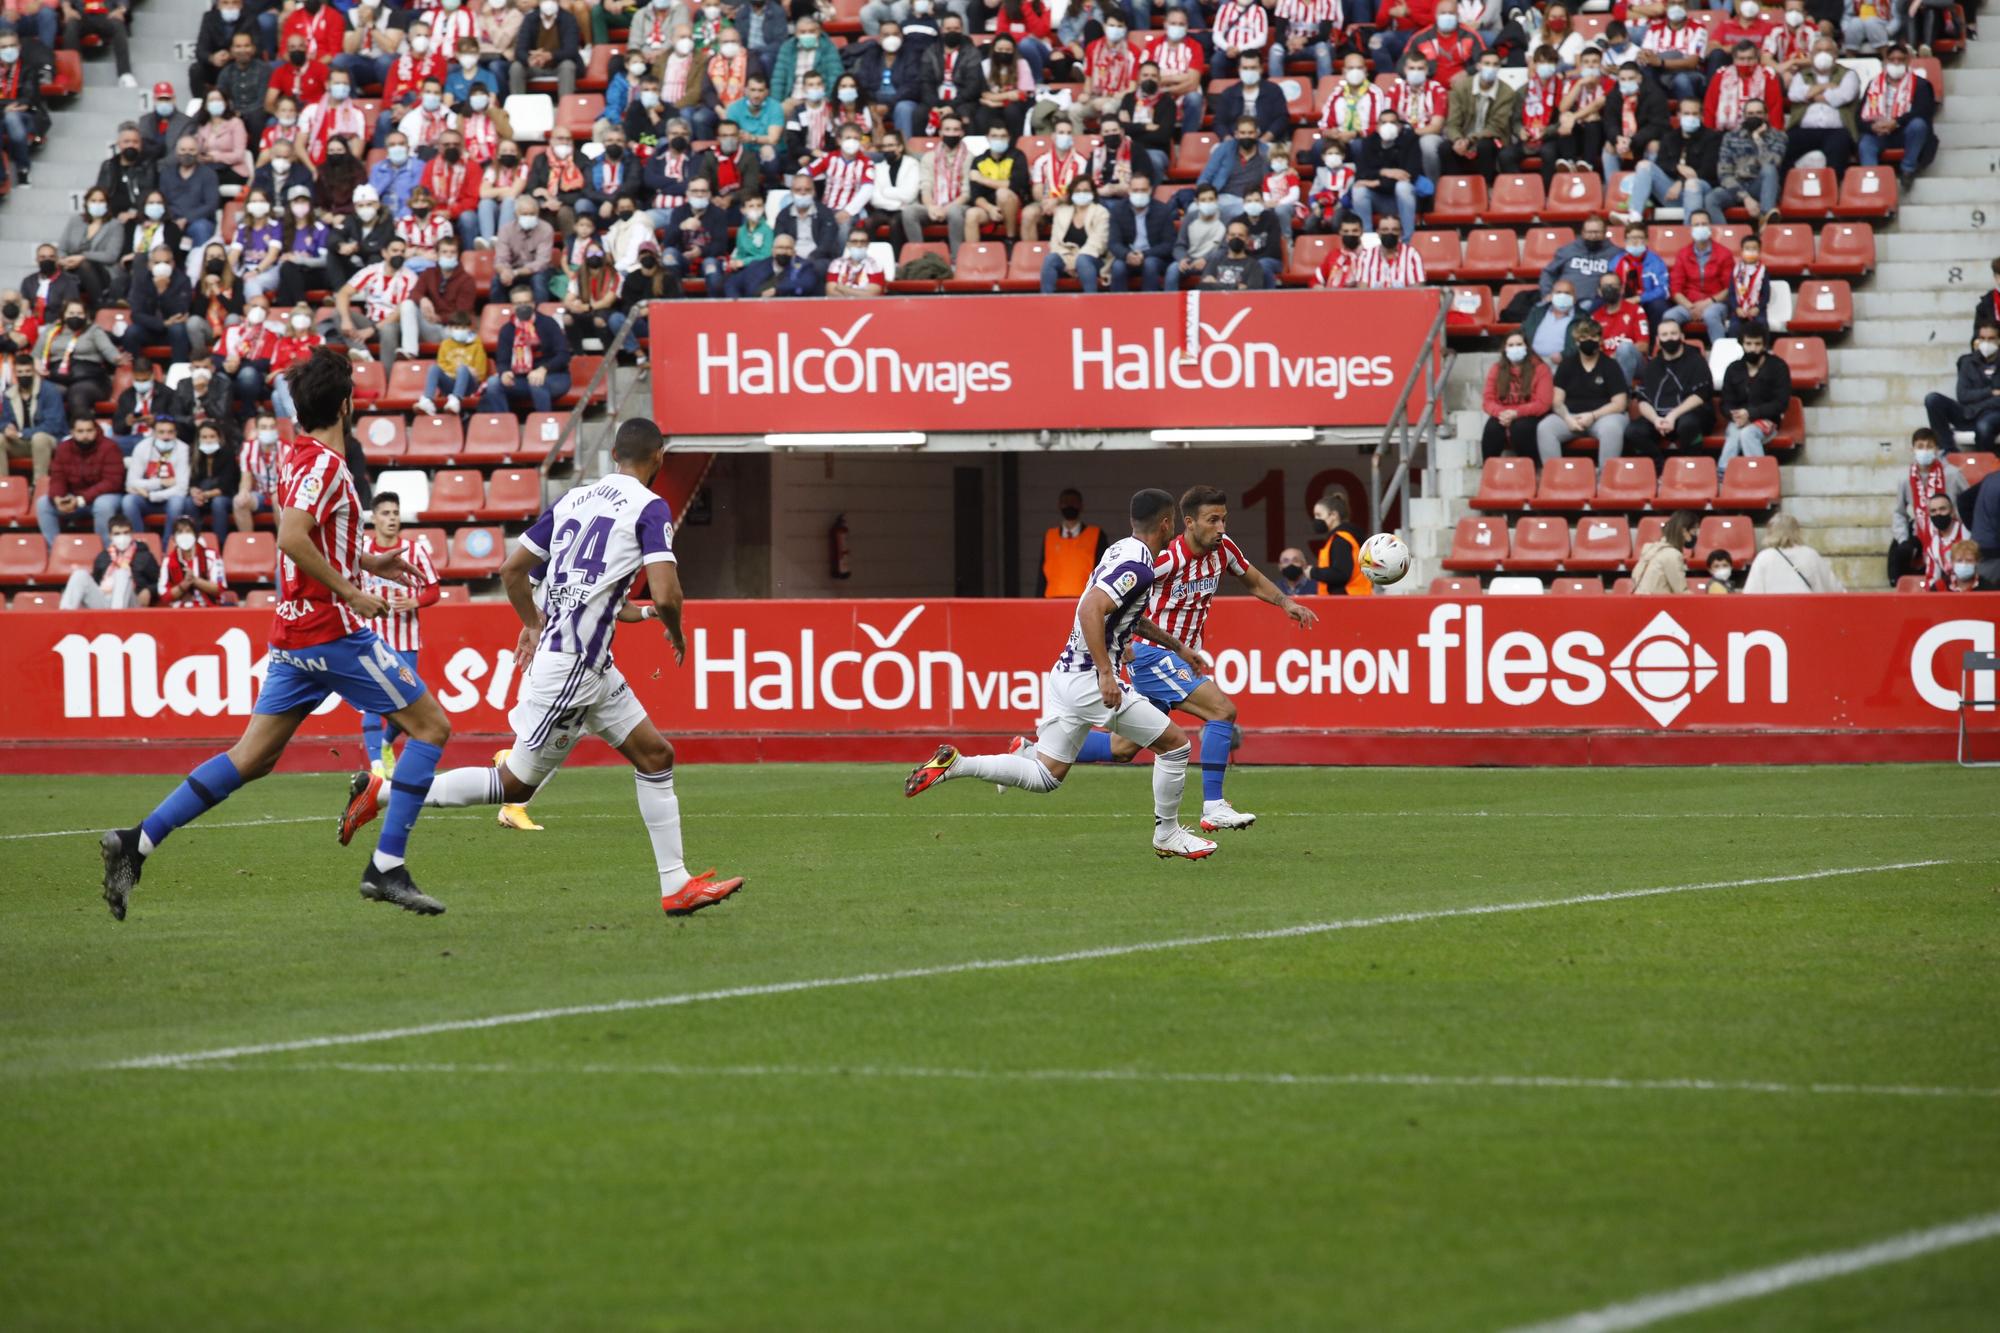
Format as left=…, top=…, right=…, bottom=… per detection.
left=1359, top=532, right=1411, bottom=587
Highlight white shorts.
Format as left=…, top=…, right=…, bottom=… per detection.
left=1034, top=668, right=1172, bottom=764
left=503, top=651, right=649, bottom=787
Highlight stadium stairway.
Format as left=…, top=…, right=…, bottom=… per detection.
left=0, top=0, right=212, bottom=283
left=1786, top=34, right=1998, bottom=589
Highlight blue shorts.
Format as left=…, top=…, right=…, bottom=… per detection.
left=1129, top=642, right=1208, bottom=709
left=256, top=629, right=429, bottom=718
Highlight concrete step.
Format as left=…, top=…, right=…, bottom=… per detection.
left=1876, top=232, right=2000, bottom=262
left=1866, top=262, right=1991, bottom=294
left=1820, top=375, right=1952, bottom=405
left=1828, top=554, right=1886, bottom=590
left=1782, top=494, right=1895, bottom=525
left=1803, top=437, right=1914, bottom=465
left=1784, top=462, right=1912, bottom=495
left=1814, top=524, right=1897, bottom=559
left=1840, top=319, right=1971, bottom=351
left=1801, top=410, right=1922, bottom=439
left=1852, top=289, right=1984, bottom=319
left=1894, top=202, right=2000, bottom=230
left=1929, top=147, right=2000, bottom=175
left=1938, top=121, right=2000, bottom=151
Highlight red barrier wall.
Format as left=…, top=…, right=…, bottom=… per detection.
left=4, top=596, right=1994, bottom=770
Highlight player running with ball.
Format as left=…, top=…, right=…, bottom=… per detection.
left=1069, top=483, right=1318, bottom=831
left=338, top=417, right=743, bottom=916
left=904, top=488, right=1218, bottom=861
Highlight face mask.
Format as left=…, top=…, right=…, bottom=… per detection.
left=1576, top=338, right=1601, bottom=354
left=150, top=261, right=175, bottom=280
left=914, top=0, right=931, bottom=12
left=140, top=200, right=169, bottom=222
left=1680, top=113, right=1702, bottom=133
left=837, top=85, right=858, bottom=104
left=87, top=201, right=107, bottom=218
left=246, top=199, right=270, bottom=217
left=1139, top=77, right=1159, bottom=95
left=674, top=37, right=694, bottom=55
left=1812, top=51, right=1835, bottom=72
left=199, top=439, right=221, bottom=455
left=513, top=302, right=534, bottom=320
left=386, top=253, right=407, bottom=271
left=412, top=37, right=431, bottom=54
left=1535, top=63, right=1556, bottom=80
left=1379, top=232, right=1401, bottom=251
left=1105, top=24, right=1125, bottom=41
left=1165, top=22, right=1187, bottom=39
left=410, top=200, right=431, bottom=216
left=221, top=3, right=241, bottom=17
left=539, top=1, right=558, bottom=16
left=1244, top=200, right=1265, bottom=217
left=773, top=253, right=792, bottom=268
left=1668, top=2, right=1687, bottom=18
left=1785, top=7, right=1804, bottom=24
left=1741, top=1, right=1759, bottom=16
left=155, top=99, right=177, bottom=116
left=1198, top=200, right=1219, bottom=217
left=1378, top=123, right=1401, bottom=143
left=1620, top=79, right=1641, bottom=96
left=1340, top=233, right=1360, bottom=251
left=1344, top=67, right=1365, bottom=86
left=421, top=93, right=442, bottom=112
left=452, top=327, right=475, bottom=342
left=1406, top=70, right=1428, bottom=86
left=988, top=139, right=1009, bottom=154
left=844, top=244, right=868, bottom=261
left=798, top=32, right=819, bottom=48
left=1691, top=224, right=1712, bottom=243
left=688, top=195, right=709, bottom=211
left=551, top=142, right=573, bottom=158
left=111, top=533, right=133, bottom=552
left=1552, top=293, right=1575, bottom=312
left=1281, top=565, right=1304, bottom=580
left=1227, top=237, right=1250, bottom=255
left=247, top=307, right=268, bottom=325
left=294, top=200, right=315, bottom=218
left=1956, top=562, right=1978, bottom=581
left=599, top=144, right=620, bottom=161
left=1311, top=519, right=1330, bottom=537
left=355, top=205, right=377, bottom=222
left=721, top=41, right=742, bottom=57
left=942, top=30, right=965, bottom=47
left=718, top=137, right=738, bottom=154
left=1886, top=62, right=1908, bottom=79
left=1913, top=447, right=1939, bottom=467
left=1438, top=11, right=1459, bottom=29
left=176, top=532, right=197, bottom=552
left=1478, top=66, right=1498, bottom=84
left=743, top=209, right=762, bottom=225
left=941, top=133, right=962, bottom=148
left=704, top=4, right=720, bottom=16
left=1579, top=65, right=1602, bottom=82
left=882, top=35, right=902, bottom=52
left=38, top=258, right=56, bottom=277
left=1742, top=116, right=1766, bottom=132
left=272, top=159, right=294, bottom=176
left=291, top=313, right=313, bottom=332
left=498, top=154, right=519, bottom=169
left=804, top=85, right=826, bottom=102
left=258, top=425, right=280, bottom=443
left=1323, top=151, right=1344, bottom=169
left=207, top=100, right=227, bottom=117
left=1659, top=337, right=1682, bottom=355
left=1059, top=505, right=1081, bottom=521
left=1505, top=344, right=1527, bottom=363
left=387, top=145, right=409, bottom=165
left=330, top=84, right=351, bottom=100
left=439, top=252, right=460, bottom=271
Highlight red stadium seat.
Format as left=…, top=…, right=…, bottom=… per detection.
left=559, top=356, right=605, bottom=408
left=349, top=360, right=386, bottom=404
left=45, top=533, right=96, bottom=579
left=580, top=43, right=620, bottom=93
left=555, top=95, right=606, bottom=141
left=1169, top=132, right=1218, bottom=180
left=1519, top=227, right=1574, bottom=279
left=405, top=414, right=464, bottom=465
left=521, top=413, right=567, bottom=460
left=1550, top=577, right=1606, bottom=594
left=378, top=360, right=432, bottom=412
left=888, top=241, right=950, bottom=294
left=404, top=528, right=450, bottom=570
left=446, top=526, right=506, bottom=578
left=1004, top=241, right=1053, bottom=292
left=1489, top=284, right=1537, bottom=334
left=1713, top=223, right=1752, bottom=254
left=482, top=469, right=542, bottom=521
left=1771, top=397, right=1807, bottom=450
left=944, top=243, right=1008, bottom=292
left=1459, top=228, right=1519, bottom=282
left=1508, top=517, right=1570, bottom=570
left=1814, top=222, right=1875, bottom=276
left=1895, top=574, right=1928, bottom=593
left=1657, top=456, right=1719, bottom=509
left=1429, top=176, right=1486, bottom=227
left=1411, top=230, right=1460, bottom=280
left=1445, top=285, right=1496, bottom=336
left=1285, top=234, right=1335, bottom=286
left=1773, top=336, right=1827, bottom=391
left=1536, top=457, right=1596, bottom=510
left=478, top=303, right=511, bottom=350
left=1835, top=166, right=1898, bottom=218
left=1595, top=456, right=1657, bottom=511
left=1444, top=517, right=1508, bottom=571
left=1778, top=167, right=1837, bottom=220
left=434, top=584, right=470, bottom=603
left=461, top=413, right=525, bottom=464
left=1754, top=223, right=1813, bottom=278
left=1609, top=576, right=1635, bottom=594
left=356, top=414, right=407, bottom=465
left=0, top=533, right=47, bottom=584
left=12, top=591, right=60, bottom=609
left=223, top=532, right=277, bottom=584
left=1785, top=279, right=1853, bottom=334
left=1428, top=577, right=1482, bottom=595
left=1484, top=174, right=1544, bottom=225
left=1647, top=224, right=1688, bottom=265
left=0, top=476, right=26, bottom=524
left=1948, top=452, right=2000, bottom=488
left=1569, top=516, right=1634, bottom=571
left=1695, top=515, right=1755, bottom=568
left=239, top=588, right=280, bottom=608
left=425, top=469, right=485, bottom=522
left=42, top=49, right=82, bottom=98
left=1542, top=172, right=1603, bottom=222
left=1718, top=456, right=1781, bottom=509
left=1472, top=457, right=1537, bottom=511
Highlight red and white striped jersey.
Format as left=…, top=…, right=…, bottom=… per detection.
left=348, top=261, right=417, bottom=324
left=361, top=534, right=440, bottom=651
left=811, top=150, right=874, bottom=212
left=1354, top=242, right=1427, bottom=289
left=1319, top=83, right=1385, bottom=134
left=239, top=433, right=284, bottom=498
left=1763, top=22, right=1815, bottom=64
left=158, top=542, right=228, bottom=608
left=1084, top=37, right=1139, bottom=98
left=1148, top=533, right=1249, bottom=655
left=1314, top=245, right=1360, bottom=289
left=1212, top=1, right=1270, bottom=51
left=1275, top=0, right=1343, bottom=25
left=1393, top=77, right=1449, bottom=127
left=1030, top=147, right=1087, bottom=198
left=272, top=436, right=365, bottom=649
left=1642, top=21, right=1707, bottom=59
left=1147, top=35, right=1206, bottom=78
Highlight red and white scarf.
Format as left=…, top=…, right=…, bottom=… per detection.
left=1521, top=76, right=1565, bottom=142
left=708, top=50, right=747, bottom=104
left=1919, top=511, right=1966, bottom=591
left=462, top=113, right=497, bottom=164
left=509, top=316, right=539, bottom=374
left=1212, top=1, right=1269, bottom=50
left=1863, top=70, right=1915, bottom=121
left=1712, top=66, right=1769, bottom=128
left=931, top=143, right=969, bottom=206
left=661, top=53, right=694, bottom=102
left=1731, top=260, right=1765, bottom=311
left=1910, top=456, right=1948, bottom=511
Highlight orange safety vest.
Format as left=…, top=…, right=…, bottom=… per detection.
left=1042, top=524, right=1102, bottom=598
left=1315, top=528, right=1372, bottom=596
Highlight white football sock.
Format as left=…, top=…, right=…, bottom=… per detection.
left=371, top=850, right=405, bottom=871
left=635, top=768, right=689, bottom=894
left=1152, top=743, right=1191, bottom=824
left=424, top=765, right=505, bottom=807
left=949, top=751, right=1061, bottom=792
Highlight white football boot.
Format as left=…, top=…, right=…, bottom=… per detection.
left=1153, top=823, right=1217, bottom=860
left=1200, top=799, right=1257, bottom=832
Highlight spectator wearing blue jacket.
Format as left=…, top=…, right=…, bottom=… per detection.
left=158, top=138, right=223, bottom=247
left=2, top=354, right=65, bottom=482
left=511, top=2, right=583, bottom=97
left=125, top=245, right=199, bottom=365
left=725, top=233, right=826, bottom=297
left=1210, top=53, right=1290, bottom=146
left=367, top=132, right=425, bottom=218
left=1108, top=172, right=1175, bottom=291
left=1615, top=221, right=1673, bottom=327
left=1195, top=118, right=1271, bottom=224
left=481, top=283, right=573, bottom=414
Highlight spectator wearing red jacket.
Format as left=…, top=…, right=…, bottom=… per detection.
left=421, top=129, right=483, bottom=244
left=158, top=515, right=229, bottom=607
left=1662, top=208, right=1733, bottom=342
left=35, top=417, right=124, bottom=547
left=266, top=36, right=330, bottom=116
left=280, top=0, right=347, bottom=67
left=1704, top=1, right=1777, bottom=76
left=1481, top=333, right=1554, bottom=461
left=1370, top=0, right=1437, bottom=72
left=1703, top=42, right=1784, bottom=130
left=1403, top=0, right=1486, bottom=89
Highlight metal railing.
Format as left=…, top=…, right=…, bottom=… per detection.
left=1368, top=290, right=1455, bottom=533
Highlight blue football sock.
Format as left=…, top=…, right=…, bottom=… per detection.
left=375, top=738, right=442, bottom=862
left=1200, top=718, right=1233, bottom=803
left=1075, top=731, right=1115, bottom=763
left=360, top=714, right=386, bottom=763
left=139, top=753, right=244, bottom=853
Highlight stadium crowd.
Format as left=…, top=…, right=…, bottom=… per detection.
left=0, top=0, right=1988, bottom=601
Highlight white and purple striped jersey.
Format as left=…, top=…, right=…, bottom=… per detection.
left=1053, top=536, right=1158, bottom=674
left=517, top=473, right=674, bottom=669
left=1147, top=533, right=1248, bottom=657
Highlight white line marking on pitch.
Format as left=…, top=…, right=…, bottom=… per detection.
left=171, top=1060, right=2000, bottom=1102
left=1498, top=1209, right=2000, bottom=1333
left=0, top=810, right=1973, bottom=842
left=103, top=859, right=1943, bottom=1071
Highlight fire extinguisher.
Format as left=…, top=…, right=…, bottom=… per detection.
left=830, top=514, right=852, bottom=580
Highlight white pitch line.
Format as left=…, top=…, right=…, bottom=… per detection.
left=1499, top=1209, right=2000, bottom=1333
left=170, top=1060, right=2000, bottom=1103
left=0, top=810, right=1977, bottom=842
left=104, top=859, right=1943, bottom=1071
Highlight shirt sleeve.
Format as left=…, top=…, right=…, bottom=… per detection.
left=407, top=535, right=439, bottom=587
left=634, top=497, right=677, bottom=566
left=1093, top=557, right=1154, bottom=603
left=1220, top=536, right=1249, bottom=577
left=519, top=507, right=557, bottom=562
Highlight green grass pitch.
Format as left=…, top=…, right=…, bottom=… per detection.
left=2, top=762, right=1996, bottom=1332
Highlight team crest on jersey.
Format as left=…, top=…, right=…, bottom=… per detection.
left=299, top=472, right=324, bottom=503
left=1112, top=570, right=1139, bottom=595
left=397, top=666, right=415, bottom=687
